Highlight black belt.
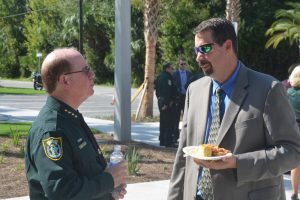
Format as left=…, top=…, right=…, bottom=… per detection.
left=195, top=195, right=204, bottom=200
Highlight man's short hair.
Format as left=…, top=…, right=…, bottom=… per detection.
left=163, top=63, right=172, bottom=71
left=193, top=18, right=237, bottom=55
left=41, top=48, right=74, bottom=93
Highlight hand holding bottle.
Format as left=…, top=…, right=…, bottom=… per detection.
left=106, top=145, right=127, bottom=188
left=111, top=183, right=127, bottom=200
left=106, top=160, right=127, bottom=187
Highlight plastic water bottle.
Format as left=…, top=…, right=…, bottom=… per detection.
left=110, top=145, right=124, bottom=166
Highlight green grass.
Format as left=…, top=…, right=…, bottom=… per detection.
left=0, top=87, right=45, bottom=95
left=0, top=123, right=32, bottom=136
left=0, top=123, right=103, bottom=137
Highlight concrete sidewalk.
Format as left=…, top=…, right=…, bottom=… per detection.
left=4, top=180, right=170, bottom=200
left=0, top=106, right=161, bottom=147
left=0, top=106, right=294, bottom=200
left=3, top=176, right=295, bottom=200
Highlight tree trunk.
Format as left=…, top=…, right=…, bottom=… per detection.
left=141, top=36, right=156, bottom=118
left=138, top=0, right=159, bottom=119
left=225, top=0, right=241, bottom=30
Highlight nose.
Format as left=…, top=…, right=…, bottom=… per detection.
left=195, top=52, right=204, bottom=62
left=88, top=70, right=95, bottom=79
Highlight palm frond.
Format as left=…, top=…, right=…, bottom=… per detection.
left=265, top=33, right=288, bottom=48
left=265, top=2, right=300, bottom=49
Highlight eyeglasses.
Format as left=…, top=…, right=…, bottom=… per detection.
left=64, top=66, right=92, bottom=75
left=194, top=43, right=215, bottom=55
left=180, top=63, right=186, bottom=66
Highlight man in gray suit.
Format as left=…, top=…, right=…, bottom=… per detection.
left=167, top=18, right=300, bottom=200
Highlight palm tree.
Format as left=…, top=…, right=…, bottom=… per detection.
left=265, top=2, right=300, bottom=50
left=225, top=0, right=241, bottom=30
left=138, top=0, right=159, bottom=119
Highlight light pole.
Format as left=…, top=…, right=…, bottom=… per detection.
left=36, top=52, right=42, bottom=73
left=114, top=0, right=131, bottom=142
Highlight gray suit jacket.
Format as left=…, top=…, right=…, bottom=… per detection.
left=167, top=64, right=300, bottom=200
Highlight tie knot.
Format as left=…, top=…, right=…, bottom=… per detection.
left=216, top=88, right=223, bottom=96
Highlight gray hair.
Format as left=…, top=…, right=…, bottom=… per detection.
left=289, top=66, right=300, bottom=87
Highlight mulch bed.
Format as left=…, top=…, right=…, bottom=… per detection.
left=0, top=134, right=176, bottom=198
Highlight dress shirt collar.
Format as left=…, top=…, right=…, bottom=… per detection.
left=212, top=60, right=241, bottom=97
left=180, top=69, right=186, bottom=74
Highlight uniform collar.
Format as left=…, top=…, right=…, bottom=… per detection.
left=46, top=96, right=80, bottom=120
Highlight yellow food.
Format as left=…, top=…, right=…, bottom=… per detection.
left=199, top=144, right=231, bottom=157
left=199, top=144, right=212, bottom=157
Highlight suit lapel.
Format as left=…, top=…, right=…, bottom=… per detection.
left=216, top=65, right=249, bottom=145
left=196, top=78, right=211, bottom=145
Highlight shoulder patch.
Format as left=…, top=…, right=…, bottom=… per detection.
left=42, top=137, right=63, bottom=161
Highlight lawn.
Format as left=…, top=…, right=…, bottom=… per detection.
left=0, top=87, right=45, bottom=95
left=0, top=122, right=101, bottom=137
left=0, top=122, right=32, bottom=136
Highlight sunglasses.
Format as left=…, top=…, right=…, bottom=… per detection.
left=64, top=66, right=92, bottom=75
left=194, top=43, right=215, bottom=55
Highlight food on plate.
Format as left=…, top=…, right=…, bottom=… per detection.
left=198, top=144, right=231, bottom=157
left=199, top=144, right=212, bottom=157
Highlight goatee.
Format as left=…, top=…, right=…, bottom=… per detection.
left=199, top=60, right=213, bottom=76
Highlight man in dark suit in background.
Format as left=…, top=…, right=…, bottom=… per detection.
left=172, top=58, right=192, bottom=143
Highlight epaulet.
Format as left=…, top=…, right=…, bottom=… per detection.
left=63, top=108, right=78, bottom=119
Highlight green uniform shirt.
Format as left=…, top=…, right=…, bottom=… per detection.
left=155, top=71, right=177, bottom=106
left=25, top=96, right=114, bottom=200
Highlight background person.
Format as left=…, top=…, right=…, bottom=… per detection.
left=288, top=65, right=300, bottom=200
left=185, top=68, right=204, bottom=90
left=172, top=58, right=192, bottom=143
left=155, top=63, right=177, bottom=148
left=167, top=18, right=300, bottom=200
left=282, top=63, right=299, bottom=90
left=25, top=48, right=127, bottom=200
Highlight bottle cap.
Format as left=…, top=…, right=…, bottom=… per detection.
left=114, top=145, right=121, bottom=152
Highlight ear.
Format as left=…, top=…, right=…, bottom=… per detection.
left=58, top=75, right=70, bottom=87
left=225, top=40, right=232, bottom=51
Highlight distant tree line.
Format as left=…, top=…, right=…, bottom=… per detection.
left=0, top=0, right=299, bottom=85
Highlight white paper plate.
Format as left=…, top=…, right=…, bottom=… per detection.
left=182, top=146, right=232, bottom=160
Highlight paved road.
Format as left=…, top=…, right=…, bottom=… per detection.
left=0, top=80, right=159, bottom=118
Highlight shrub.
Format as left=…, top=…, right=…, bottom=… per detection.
left=125, top=146, right=140, bottom=175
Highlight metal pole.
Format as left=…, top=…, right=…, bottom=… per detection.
left=79, top=0, right=83, bottom=54
left=114, top=0, right=131, bottom=142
